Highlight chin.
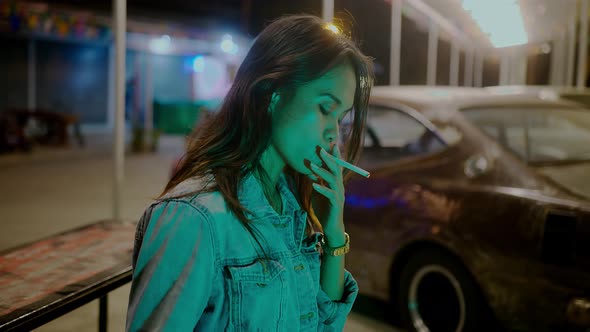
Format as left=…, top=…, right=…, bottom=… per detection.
left=292, top=165, right=312, bottom=175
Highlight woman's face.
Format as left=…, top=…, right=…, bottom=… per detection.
left=270, top=62, right=357, bottom=176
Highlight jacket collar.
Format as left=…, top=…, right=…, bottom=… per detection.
left=239, top=171, right=301, bottom=221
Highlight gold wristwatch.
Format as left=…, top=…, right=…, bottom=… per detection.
left=321, top=232, right=350, bottom=256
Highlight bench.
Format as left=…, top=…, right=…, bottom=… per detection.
left=6, top=109, right=85, bottom=148
left=0, top=220, right=136, bottom=331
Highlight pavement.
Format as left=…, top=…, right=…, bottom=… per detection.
left=0, top=134, right=402, bottom=332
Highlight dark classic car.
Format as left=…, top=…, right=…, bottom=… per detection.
left=344, top=86, right=590, bottom=332
left=485, top=85, right=590, bottom=110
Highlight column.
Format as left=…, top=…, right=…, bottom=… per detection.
left=390, top=0, right=402, bottom=85
left=426, top=20, right=438, bottom=85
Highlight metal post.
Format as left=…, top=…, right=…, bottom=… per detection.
left=552, top=37, right=569, bottom=86
left=144, top=53, right=153, bottom=151
left=450, top=41, right=460, bottom=86
left=500, top=53, right=510, bottom=85
left=567, top=19, right=576, bottom=86
left=390, top=0, right=402, bottom=86
left=550, top=40, right=560, bottom=85
left=406, top=0, right=473, bottom=48
left=464, top=48, right=474, bottom=86
left=577, top=0, right=589, bottom=89
left=511, top=52, right=527, bottom=85
left=99, top=296, right=108, bottom=332
left=558, top=37, right=567, bottom=85
left=113, top=0, right=126, bottom=220
left=27, top=39, right=36, bottom=110
left=322, top=0, right=334, bottom=22
left=474, top=51, right=484, bottom=87
left=427, top=21, right=438, bottom=85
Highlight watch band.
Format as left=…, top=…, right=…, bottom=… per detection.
left=321, top=232, right=350, bottom=256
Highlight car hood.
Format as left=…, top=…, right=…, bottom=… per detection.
left=537, top=162, right=590, bottom=200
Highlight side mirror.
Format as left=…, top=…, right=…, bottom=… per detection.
left=464, top=154, right=491, bottom=178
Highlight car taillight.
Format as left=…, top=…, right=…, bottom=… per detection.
left=541, top=211, right=577, bottom=267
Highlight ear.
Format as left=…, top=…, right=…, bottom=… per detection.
left=268, top=92, right=280, bottom=113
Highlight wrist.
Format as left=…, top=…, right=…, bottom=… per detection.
left=321, top=232, right=350, bottom=256
left=323, top=227, right=346, bottom=247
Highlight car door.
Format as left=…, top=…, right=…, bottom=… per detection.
left=344, top=104, right=465, bottom=291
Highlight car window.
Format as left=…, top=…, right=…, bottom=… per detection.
left=462, top=107, right=590, bottom=164
left=364, top=105, right=450, bottom=161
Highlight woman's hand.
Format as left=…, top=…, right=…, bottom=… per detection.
left=310, top=145, right=347, bottom=247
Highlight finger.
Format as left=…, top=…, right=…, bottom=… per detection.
left=312, top=183, right=336, bottom=201
left=308, top=173, right=319, bottom=182
left=310, top=163, right=338, bottom=189
left=319, top=148, right=342, bottom=176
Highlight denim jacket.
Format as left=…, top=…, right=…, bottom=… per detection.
left=126, top=172, right=358, bottom=331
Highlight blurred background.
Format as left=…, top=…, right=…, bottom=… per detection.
left=1, top=0, right=586, bottom=156
left=1, top=1, right=590, bottom=332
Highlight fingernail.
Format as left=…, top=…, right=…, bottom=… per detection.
left=320, top=148, right=327, bottom=155
left=311, top=163, right=319, bottom=169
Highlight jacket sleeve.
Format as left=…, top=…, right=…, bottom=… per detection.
left=126, top=200, right=216, bottom=332
left=316, top=269, right=359, bottom=331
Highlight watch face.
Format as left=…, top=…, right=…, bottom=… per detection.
left=321, top=233, right=350, bottom=256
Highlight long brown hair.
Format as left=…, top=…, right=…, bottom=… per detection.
left=162, top=15, right=373, bottom=232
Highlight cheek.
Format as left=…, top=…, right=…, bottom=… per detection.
left=279, top=122, right=320, bottom=152
left=277, top=111, right=323, bottom=141
left=273, top=115, right=323, bottom=163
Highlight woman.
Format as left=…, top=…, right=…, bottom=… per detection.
left=126, top=15, right=373, bottom=331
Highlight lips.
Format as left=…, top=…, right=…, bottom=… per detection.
left=303, top=145, right=331, bottom=171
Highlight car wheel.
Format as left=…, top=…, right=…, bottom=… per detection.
left=396, top=249, right=493, bottom=332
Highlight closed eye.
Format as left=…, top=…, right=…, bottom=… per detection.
left=320, top=104, right=352, bottom=124
left=319, top=105, right=330, bottom=115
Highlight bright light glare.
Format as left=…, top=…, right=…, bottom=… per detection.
left=462, top=0, right=528, bottom=48
left=220, top=34, right=239, bottom=54
left=149, top=35, right=172, bottom=54
left=192, top=55, right=205, bottom=72
left=324, top=23, right=341, bottom=34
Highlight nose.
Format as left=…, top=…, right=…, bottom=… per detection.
left=324, top=127, right=339, bottom=146
left=323, top=113, right=342, bottom=148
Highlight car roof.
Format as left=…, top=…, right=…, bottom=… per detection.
left=485, top=85, right=590, bottom=97
left=370, top=85, right=585, bottom=115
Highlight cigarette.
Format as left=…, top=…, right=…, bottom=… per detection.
left=332, top=157, right=370, bottom=178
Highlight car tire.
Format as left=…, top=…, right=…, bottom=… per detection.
left=396, top=248, right=494, bottom=332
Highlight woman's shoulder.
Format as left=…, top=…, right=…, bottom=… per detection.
left=141, top=176, right=258, bottom=260
left=137, top=177, right=225, bottom=250
left=159, top=175, right=216, bottom=200
left=152, top=175, right=234, bottom=223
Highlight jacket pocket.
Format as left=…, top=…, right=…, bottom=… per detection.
left=226, top=259, right=287, bottom=331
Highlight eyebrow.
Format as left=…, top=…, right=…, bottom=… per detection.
left=319, top=93, right=342, bottom=105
